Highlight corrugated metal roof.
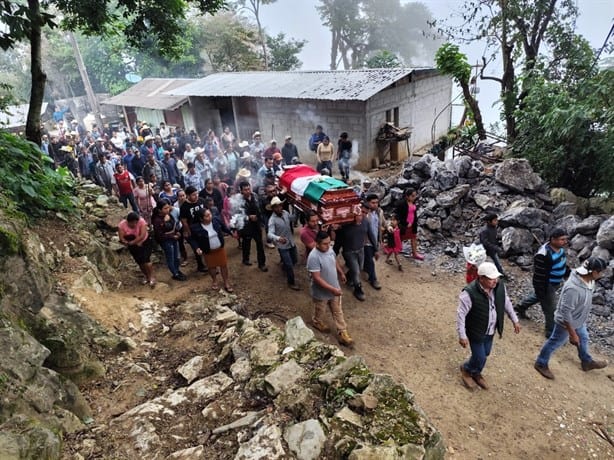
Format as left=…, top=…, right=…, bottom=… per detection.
left=168, top=69, right=428, bottom=101
left=102, top=78, right=197, bottom=110
left=0, top=103, right=48, bottom=129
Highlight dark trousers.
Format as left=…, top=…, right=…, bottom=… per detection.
left=242, top=229, right=266, bottom=267
left=160, top=239, right=180, bottom=276
left=363, top=245, right=378, bottom=284
left=119, top=192, right=139, bottom=213
left=463, top=334, right=494, bottom=375
left=487, top=251, right=505, bottom=275
left=518, top=284, right=558, bottom=337
left=279, top=246, right=298, bottom=285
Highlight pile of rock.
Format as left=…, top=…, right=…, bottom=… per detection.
left=101, top=303, right=445, bottom=460
left=375, top=154, right=614, bottom=348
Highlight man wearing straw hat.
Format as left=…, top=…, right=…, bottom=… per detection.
left=268, top=196, right=300, bottom=290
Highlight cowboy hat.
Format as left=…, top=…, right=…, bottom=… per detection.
left=241, top=151, right=251, bottom=159
left=143, top=135, right=154, bottom=141
left=270, top=196, right=284, bottom=207
left=237, top=168, right=251, bottom=178
left=238, top=140, right=249, bottom=148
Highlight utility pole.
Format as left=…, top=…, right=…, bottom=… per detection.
left=66, top=31, right=104, bottom=130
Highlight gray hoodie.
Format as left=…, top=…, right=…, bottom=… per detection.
left=554, top=271, right=595, bottom=329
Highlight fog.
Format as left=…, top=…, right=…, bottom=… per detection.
left=260, top=0, right=613, bottom=127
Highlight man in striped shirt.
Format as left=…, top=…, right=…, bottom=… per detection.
left=516, top=228, right=569, bottom=337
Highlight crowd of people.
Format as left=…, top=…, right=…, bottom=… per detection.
left=43, top=118, right=609, bottom=378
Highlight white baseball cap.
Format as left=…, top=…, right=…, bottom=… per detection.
left=477, top=262, right=502, bottom=279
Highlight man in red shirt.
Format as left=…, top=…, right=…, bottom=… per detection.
left=300, top=210, right=320, bottom=260
left=113, top=164, right=138, bottom=212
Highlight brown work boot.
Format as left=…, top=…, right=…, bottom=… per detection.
left=338, top=330, right=354, bottom=347
left=311, top=318, right=330, bottom=333
left=581, top=360, right=608, bottom=372
left=472, top=373, right=489, bottom=390
left=534, top=363, right=555, bottom=379
left=460, top=365, right=477, bottom=390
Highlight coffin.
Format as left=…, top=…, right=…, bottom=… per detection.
left=278, top=165, right=361, bottom=224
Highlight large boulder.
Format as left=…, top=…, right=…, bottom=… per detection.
left=554, top=215, right=582, bottom=238
left=435, top=184, right=471, bottom=208
left=596, top=216, right=614, bottom=250
left=576, top=215, right=608, bottom=235
left=499, top=205, right=551, bottom=229
left=552, top=202, right=578, bottom=220
left=501, top=227, right=535, bottom=255
left=495, top=159, right=543, bottom=193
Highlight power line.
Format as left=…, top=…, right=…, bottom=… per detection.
left=593, top=22, right=614, bottom=68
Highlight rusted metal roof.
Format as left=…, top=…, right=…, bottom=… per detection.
left=168, top=69, right=431, bottom=101
left=102, top=78, right=197, bottom=110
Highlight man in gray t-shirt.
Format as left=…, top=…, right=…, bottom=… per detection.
left=306, top=231, right=353, bottom=347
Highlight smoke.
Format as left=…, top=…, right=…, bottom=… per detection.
left=349, top=140, right=360, bottom=168
left=294, top=109, right=321, bottom=127
left=228, top=192, right=247, bottom=231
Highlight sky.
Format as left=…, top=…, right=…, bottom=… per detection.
left=259, top=0, right=614, bottom=127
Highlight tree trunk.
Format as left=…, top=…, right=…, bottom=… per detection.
left=330, top=28, right=339, bottom=70
left=251, top=1, right=268, bottom=69
left=25, top=0, right=45, bottom=145
left=460, top=82, right=487, bottom=140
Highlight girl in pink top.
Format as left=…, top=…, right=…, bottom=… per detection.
left=118, top=212, right=155, bottom=286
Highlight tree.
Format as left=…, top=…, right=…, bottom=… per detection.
left=435, top=43, right=486, bottom=140
left=430, top=0, right=579, bottom=141
left=514, top=39, right=613, bottom=197
left=317, top=0, right=441, bottom=70
left=266, top=33, right=306, bottom=71
left=365, top=50, right=403, bottom=68
left=0, top=0, right=225, bottom=144
left=234, top=0, right=277, bottom=69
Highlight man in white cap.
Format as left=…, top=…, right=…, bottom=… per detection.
left=281, top=135, right=299, bottom=165
left=534, top=257, right=608, bottom=379
left=456, top=262, right=521, bottom=390
left=267, top=196, right=300, bottom=290
left=249, top=131, right=265, bottom=163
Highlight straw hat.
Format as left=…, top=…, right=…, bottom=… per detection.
left=237, top=168, right=251, bottom=178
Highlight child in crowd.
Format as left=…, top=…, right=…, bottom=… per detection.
left=479, top=213, right=506, bottom=277
left=463, top=243, right=487, bottom=283
left=384, top=214, right=403, bottom=271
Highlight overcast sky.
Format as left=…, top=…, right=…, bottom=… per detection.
left=260, top=0, right=613, bottom=126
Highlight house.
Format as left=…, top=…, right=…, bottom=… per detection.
left=101, top=78, right=198, bottom=133
left=169, top=69, right=452, bottom=170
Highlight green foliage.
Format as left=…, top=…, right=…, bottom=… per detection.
left=365, top=50, right=403, bottom=69
left=0, top=132, right=77, bottom=215
left=435, top=43, right=471, bottom=84
left=515, top=68, right=614, bottom=197
left=266, top=33, right=306, bottom=71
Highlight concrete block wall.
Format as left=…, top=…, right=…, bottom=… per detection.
left=256, top=98, right=367, bottom=169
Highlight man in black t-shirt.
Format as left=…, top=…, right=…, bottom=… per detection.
left=180, top=186, right=208, bottom=272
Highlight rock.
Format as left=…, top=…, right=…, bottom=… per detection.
left=212, top=411, right=263, bottom=434
left=319, top=356, right=367, bottom=385
left=335, top=407, right=363, bottom=428
left=552, top=201, right=578, bottom=220
left=172, top=320, right=194, bottom=334
left=432, top=170, right=458, bottom=191
left=348, top=394, right=379, bottom=411
left=554, top=215, right=582, bottom=237
left=214, top=308, right=239, bottom=325
left=285, top=317, right=314, bottom=348
left=234, top=424, right=285, bottom=460
left=570, top=234, right=595, bottom=252
left=177, top=356, right=204, bottom=384
left=166, top=445, right=205, bottom=459
left=284, top=419, right=326, bottom=460
left=444, top=244, right=459, bottom=257
left=596, top=216, right=614, bottom=250
left=95, top=195, right=109, bottom=207
left=0, top=325, right=50, bottom=381
left=348, top=445, right=399, bottom=460
left=250, top=338, right=280, bottom=367
left=501, top=227, right=534, bottom=255
left=230, top=357, right=252, bottom=382
left=454, top=155, right=473, bottom=178
left=499, top=205, right=550, bottom=229
left=576, top=215, right=607, bottom=235
left=435, top=184, right=470, bottom=208
left=473, top=193, right=493, bottom=210
left=412, top=155, right=434, bottom=178
left=264, top=359, right=306, bottom=396
left=425, top=217, right=441, bottom=231
left=550, top=187, right=578, bottom=206
left=495, top=158, right=543, bottom=192
left=591, top=246, right=611, bottom=261
left=388, top=187, right=404, bottom=203
left=0, top=427, right=61, bottom=460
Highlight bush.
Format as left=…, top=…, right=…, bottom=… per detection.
left=0, top=131, right=76, bottom=216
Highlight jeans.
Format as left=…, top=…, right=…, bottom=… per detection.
left=463, top=334, right=494, bottom=375
left=488, top=251, right=505, bottom=276
left=535, top=323, right=593, bottom=367
left=363, top=245, right=378, bottom=284
left=242, top=228, right=266, bottom=267
left=119, top=192, right=139, bottom=212
left=160, top=239, right=180, bottom=276
left=317, top=160, right=333, bottom=174
left=518, top=284, right=558, bottom=336
left=279, top=246, right=298, bottom=285
left=342, top=249, right=364, bottom=287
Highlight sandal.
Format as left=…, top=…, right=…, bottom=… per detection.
left=141, top=278, right=149, bottom=285
left=224, top=285, right=234, bottom=293
left=398, top=264, right=403, bottom=271
left=211, top=284, right=220, bottom=291
left=386, top=259, right=393, bottom=265
left=149, top=279, right=156, bottom=288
